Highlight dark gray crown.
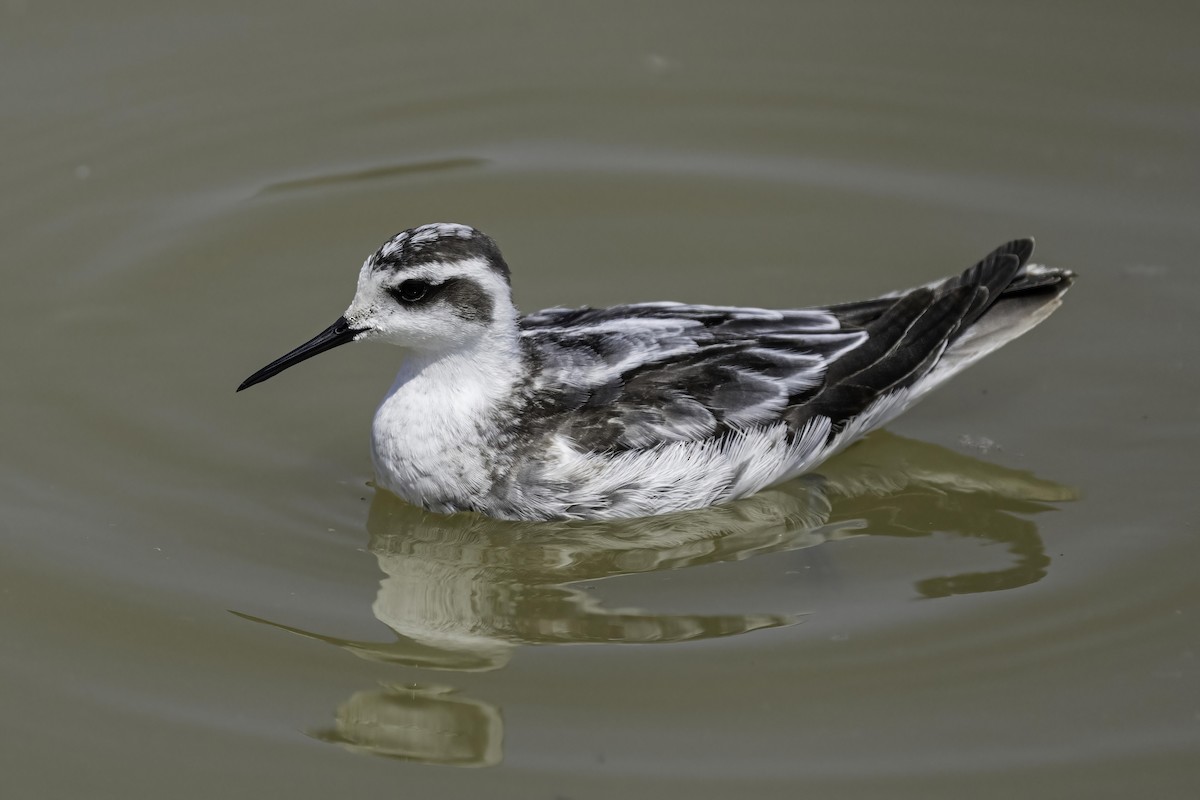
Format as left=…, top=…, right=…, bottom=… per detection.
left=370, top=223, right=511, bottom=283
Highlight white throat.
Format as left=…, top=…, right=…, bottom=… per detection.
left=370, top=331, right=525, bottom=511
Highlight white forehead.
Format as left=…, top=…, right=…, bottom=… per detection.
left=368, top=255, right=502, bottom=285
left=378, top=222, right=476, bottom=260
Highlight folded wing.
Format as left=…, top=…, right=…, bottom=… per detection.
left=518, top=239, right=1072, bottom=453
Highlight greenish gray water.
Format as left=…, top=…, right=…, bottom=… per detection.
left=3, top=2, right=1198, bottom=798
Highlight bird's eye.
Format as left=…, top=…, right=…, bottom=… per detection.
left=392, top=280, right=431, bottom=304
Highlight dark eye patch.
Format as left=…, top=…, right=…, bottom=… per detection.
left=386, top=277, right=494, bottom=324
left=389, top=279, right=433, bottom=304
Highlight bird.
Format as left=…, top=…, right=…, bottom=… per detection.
left=238, top=223, right=1074, bottom=522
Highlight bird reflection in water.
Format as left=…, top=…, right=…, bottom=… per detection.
left=235, top=430, right=1075, bottom=766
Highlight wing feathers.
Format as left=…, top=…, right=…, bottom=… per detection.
left=519, top=238, right=1066, bottom=454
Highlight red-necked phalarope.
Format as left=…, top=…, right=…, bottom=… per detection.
left=238, top=223, right=1074, bottom=521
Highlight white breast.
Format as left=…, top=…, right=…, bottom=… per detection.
left=371, top=344, right=520, bottom=512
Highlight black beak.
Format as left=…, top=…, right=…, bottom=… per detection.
left=237, top=316, right=362, bottom=392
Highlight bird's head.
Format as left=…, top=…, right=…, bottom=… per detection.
left=238, top=223, right=514, bottom=391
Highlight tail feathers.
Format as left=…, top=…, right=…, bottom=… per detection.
left=803, top=239, right=1075, bottom=433
left=928, top=245, right=1075, bottom=391
left=1001, top=262, right=1076, bottom=297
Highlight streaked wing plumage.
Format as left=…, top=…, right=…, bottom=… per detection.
left=518, top=239, right=1068, bottom=455
left=519, top=304, right=862, bottom=450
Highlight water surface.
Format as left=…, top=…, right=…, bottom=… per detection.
left=3, top=2, right=1198, bottom=798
